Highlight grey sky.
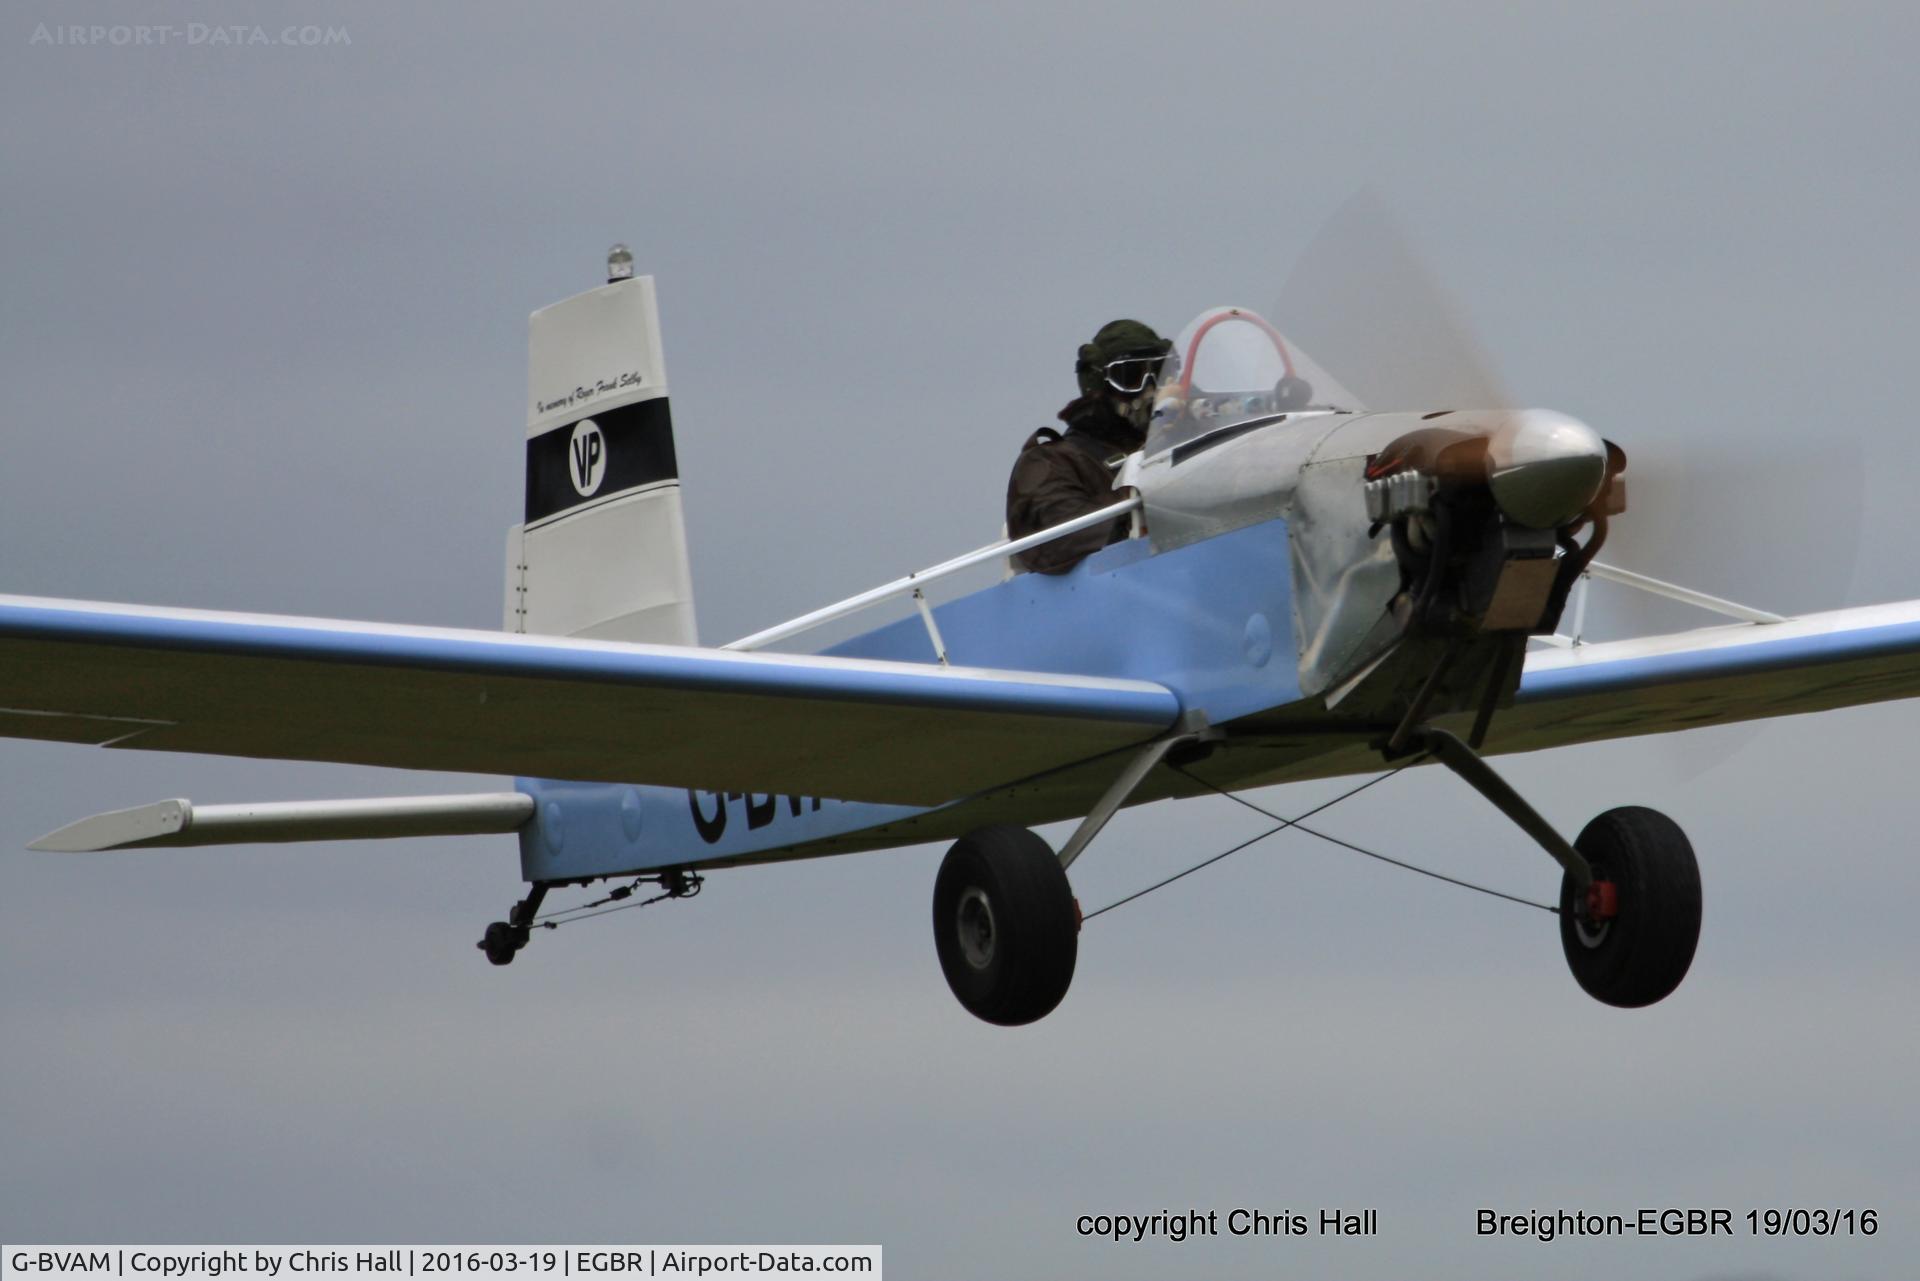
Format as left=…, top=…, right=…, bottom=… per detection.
left=3, top=2, right=1917, bottom=1277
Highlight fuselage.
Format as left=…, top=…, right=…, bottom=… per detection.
left=514, top=406, right=1553, bottom=883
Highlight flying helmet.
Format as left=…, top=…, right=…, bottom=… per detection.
left=1076, top=319, right=1173, bottom=399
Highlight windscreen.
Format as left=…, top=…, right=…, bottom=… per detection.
left=1143, top=306, right=1363, bottom=456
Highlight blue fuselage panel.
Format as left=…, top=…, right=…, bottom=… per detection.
left=517, top=517, right=1299, bottom=880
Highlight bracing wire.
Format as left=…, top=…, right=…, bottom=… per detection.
left=1082, top=764, right=1407, bottom=920
left=1081, top=758, right=1560, bottom=921
left=533, top=874, right=703, bottom=931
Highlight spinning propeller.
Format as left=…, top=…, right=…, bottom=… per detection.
left=1268, top=192, right=1866, bottom=777
left=1272, top=190, right=1865, bottom=647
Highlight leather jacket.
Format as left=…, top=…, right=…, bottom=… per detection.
left=1005, top=396, right=1138, bottom=575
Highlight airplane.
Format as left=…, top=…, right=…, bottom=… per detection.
left=9, top=245, right=1920, bottom=1027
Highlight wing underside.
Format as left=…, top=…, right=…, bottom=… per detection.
left=663, top=601, right=1920, bottom=864
left=9, top=591, right=1920, bottom=837
left=0, top=595, right=1181, bottom=807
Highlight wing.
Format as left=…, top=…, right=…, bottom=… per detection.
left=1500, top=599, right=1920, bottom=751
left=0, top=594, right=1180, bottom=806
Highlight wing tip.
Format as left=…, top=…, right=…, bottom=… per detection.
left=28, top=798, right=191, bottom=852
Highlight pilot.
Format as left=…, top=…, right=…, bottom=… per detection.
left=1006, top=318, right=1172, bottom=574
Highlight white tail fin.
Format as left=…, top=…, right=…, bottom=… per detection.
left=505, top=272, right=698, bottom=645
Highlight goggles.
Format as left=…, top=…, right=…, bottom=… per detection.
left=1101, top=355, right=1166, bottom=395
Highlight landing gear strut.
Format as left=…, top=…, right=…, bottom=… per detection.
left=930, top=727, right=1206, bottom=1024
left=1404, top=726, right=1702, bottom=1007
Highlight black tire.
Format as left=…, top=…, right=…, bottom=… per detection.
left=481, top=921, right=519, bottom=966
left=932, top=825, right=1078, bottom=1025
left=1559, top=806, right=1701, bottom=1007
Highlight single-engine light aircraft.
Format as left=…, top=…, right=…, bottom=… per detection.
left=10, top=250, right=1920, bottom=1026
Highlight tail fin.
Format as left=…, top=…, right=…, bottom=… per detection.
left=505, top=269, right=698, bottom=645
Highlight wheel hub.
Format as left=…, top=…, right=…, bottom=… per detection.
left=1574, top=878, right=1618, bottom=948
left=956, top=887, right=997, bottom=970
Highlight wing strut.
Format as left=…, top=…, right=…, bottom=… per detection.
left=1538, top=561, right=1789, bottom=648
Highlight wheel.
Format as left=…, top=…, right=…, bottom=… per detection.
left=1559, top=806, right=1701, bottom=1007
left=480, top=921, right=519, bottom=966
left=932, top=825, right=1078, bottom=1025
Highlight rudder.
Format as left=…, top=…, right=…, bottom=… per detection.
left=505, top=264, right=698, bottom=645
